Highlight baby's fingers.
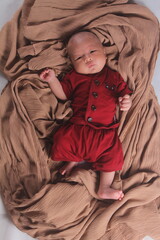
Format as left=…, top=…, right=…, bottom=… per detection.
left=120, top=100, right=132, bottom=111
left=40, top=69, right=49, bottom=80
left=120, top=105, right=130, bottom=111
left=122, top=99, right=131, bottom=104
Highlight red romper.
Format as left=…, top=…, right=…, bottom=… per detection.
left=51, top=66, right=132, bottom=172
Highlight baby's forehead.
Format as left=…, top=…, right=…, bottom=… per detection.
left=68, top=32, right=100, bottom=46
left=67, top=32, right=102, bottom=55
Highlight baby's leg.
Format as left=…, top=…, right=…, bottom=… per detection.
left=59, top=162, right=78, bottom=176
left=97, top=171, right=124, bottom=200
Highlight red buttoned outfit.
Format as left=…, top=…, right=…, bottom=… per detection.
left=51, top=66, right=132, bottom=172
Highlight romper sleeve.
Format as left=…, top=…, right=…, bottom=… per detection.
left=60, top=73, right=73, bottom=100
left=115, top=72, right=132, bottom=97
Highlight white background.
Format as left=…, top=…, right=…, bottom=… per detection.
left=0, top=1, right=159, bottom=240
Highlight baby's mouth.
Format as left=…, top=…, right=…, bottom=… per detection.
left=87, top=62, right=95, bottom=68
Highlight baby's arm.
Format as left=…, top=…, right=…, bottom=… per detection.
left=118, top=94, right=132, bottom=111
left=40, top=68, right=67, bottom=100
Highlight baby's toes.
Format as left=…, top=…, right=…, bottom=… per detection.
left=118, top=192, right=124, bottom=201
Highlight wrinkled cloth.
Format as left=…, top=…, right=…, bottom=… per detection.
left=0, top=0, right=160, bottom=240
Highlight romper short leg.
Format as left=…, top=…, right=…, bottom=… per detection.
left=51, top=123, right=85, bottom=163
left=91, top=128, right=124, bottom=172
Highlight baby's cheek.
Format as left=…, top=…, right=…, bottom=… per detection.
left=73, top=62, right=80, bottom=71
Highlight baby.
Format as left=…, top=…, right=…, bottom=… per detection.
left=40, top=31, right=132, bottom=200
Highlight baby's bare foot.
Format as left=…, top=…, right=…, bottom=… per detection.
left=60, top=162, right=78, bottom=176
left=97, top=187, right=124, bottom=200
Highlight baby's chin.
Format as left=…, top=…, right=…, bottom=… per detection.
left=76, top=65, right=104, bottom=75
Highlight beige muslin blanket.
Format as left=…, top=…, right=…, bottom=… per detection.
left=0, top=0, right=160, bottom=239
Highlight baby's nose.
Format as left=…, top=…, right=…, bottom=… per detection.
left=84, top=54, right=92, bottom=63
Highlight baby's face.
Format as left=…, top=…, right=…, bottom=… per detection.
left=67, top=32, right=106, bottom=74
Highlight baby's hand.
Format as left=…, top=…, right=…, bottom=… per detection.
left=39, top=68, right=56, bottom=83
left=118, top=94, right=132, bottom=111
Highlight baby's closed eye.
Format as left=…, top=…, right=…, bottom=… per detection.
left=90, top=50, right=97, bottom=54
left=75, top=56, right=82, bottom=61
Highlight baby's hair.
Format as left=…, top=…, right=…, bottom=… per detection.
left=63, top=29, right=99, bottom=48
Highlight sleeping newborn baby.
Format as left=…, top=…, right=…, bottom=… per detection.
left=40, top=30, right=132, bottom=200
